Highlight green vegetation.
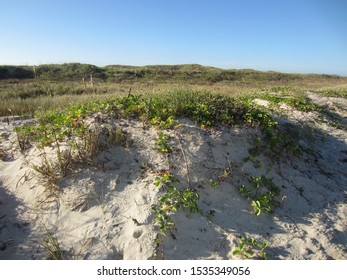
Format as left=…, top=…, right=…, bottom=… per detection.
left=1, top=63, right=346, bottom=85
left=259, top=91, right=320, bottom=111
left=209, top=179, right=219, bottom=189
left=246, top=127, right=303, bottom=162
left=238, top=176, right=281, bottom=215
left=233, top=236, right=269, bottom=259
left=41, top=229, right=64, bottom=260
left=14, top=101, right=106, bottom=148
left=13, top=91, right=281, bottom=148
left=316, top=87, right=347, bottom=98
left=152, top=171, right=200, bottom=239
left=1, top=63, right=347, bottom=116
left=155, top=132, right=173, bottom=154
left=13, top=89, right=311, bottom=194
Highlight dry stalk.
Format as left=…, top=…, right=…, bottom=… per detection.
left=7, top=108, right=14, bottom=125
left=175, top=132, right=191, bottom=188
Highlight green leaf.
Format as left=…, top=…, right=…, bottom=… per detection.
left=159, top=226, right=166, bottom=234
left=233, top=249, right=241, bottom=255
left=155, top=237, right=162, bottom=243
left=260, top=252, right=268, bottom=260
left=259, top=242, right=269, bottom=249
left=155, top=177, right=161, bottom=187
left=159, top=194, right=170, bottom=203
left=254, top=207, right=261, bottom=216
left=245, top=249, right=254, bottom=256
left=248, top=238, right=256, bottom=245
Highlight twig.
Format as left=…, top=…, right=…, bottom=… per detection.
left=90, top=74, right=94, bottom=88
left=176, top=132, right=191, bottom=187
left=7, top=109, right=14, bottom=125
left=15, top=171, right=33, bottom=188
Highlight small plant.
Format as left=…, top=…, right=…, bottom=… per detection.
left=155, top=131, right=173, bottom=154
left=209, top=179, right=219, bottom=189
left=154, top=170, right=179, bottom=187
left=114, top=129, right=128, bottom=147
left=72, top=124, right=103, bottom=165
left=180, top=188, right=200, bottom=213
left=14, top=125, right=35, bottom=151
left=150, top=115, right=178, bottom=129
left=152, top=185, right=200, bottom=235
left=105, top=126, right=130, bottom=148
left=152, top=187, right=179, bottom=236
left=41, top=229, right=64, bottom=260
left=152, top=172, right=200, bottom=238
left=217, top=162, right=233, bottom=182
left=246, top=127, right=303, bottom=164
left=31, top=149, right=59, bottom=185
left=263, top=128, right=302, bottom=157
left=243, top=109, right=278, bottom=128
left=233, top=236, right=268, bottom=259
left=238, top=175, right=281, bottom=215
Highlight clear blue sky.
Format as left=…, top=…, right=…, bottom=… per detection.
left=1, top=0, right=346, bottom=75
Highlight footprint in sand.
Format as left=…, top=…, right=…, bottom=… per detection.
left=133, top=229, right=143, bottom=239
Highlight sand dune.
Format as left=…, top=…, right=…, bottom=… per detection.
left=0, top=92, right=346, bottom=260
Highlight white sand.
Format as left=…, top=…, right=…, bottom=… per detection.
left=0, top=92, right=346, bottom=260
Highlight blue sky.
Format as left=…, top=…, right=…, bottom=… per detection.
left=1, top=0, right=346, bottom=75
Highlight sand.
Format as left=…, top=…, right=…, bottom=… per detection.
left=0, top=92, right=346, bottom=260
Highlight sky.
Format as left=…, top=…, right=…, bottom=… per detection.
left=1, top=0, right=346, bottom=75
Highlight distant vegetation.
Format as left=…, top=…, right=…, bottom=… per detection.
left=1, top=63, right=346, bottom=83
left=0, top=63, right=347, bottom=116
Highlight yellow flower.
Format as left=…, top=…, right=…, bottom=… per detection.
left=162, top=204, right=171, bottom=211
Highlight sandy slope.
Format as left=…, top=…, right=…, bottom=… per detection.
left=0, top=92, right=346, bottom=260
